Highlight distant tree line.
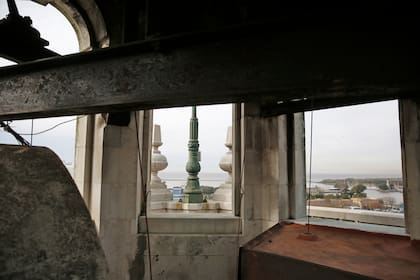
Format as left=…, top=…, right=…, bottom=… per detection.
left=319, top=178, right=402, bottom=186
left=308, top=184, right=367, bottom=199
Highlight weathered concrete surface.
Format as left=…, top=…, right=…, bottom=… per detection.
left=138, top=234, right=240, bottom=280
left=0, top=145, right=107, bottom=279
left=99, top=123, right=139, bottom=280
left=98, top=111, right=152, bottom=280
left=399, top=99, right=420, bottom=240
left=241, top=104, right=306, bottom=242
left=241, top=103, right=279, bottom=241
left=0, top=27, right=419, bottom=121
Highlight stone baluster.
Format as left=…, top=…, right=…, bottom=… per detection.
left=213, top=126, right=233, bottom=210
left=150, top=124, right=173, bottom=209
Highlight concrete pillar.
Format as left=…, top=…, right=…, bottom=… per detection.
left=276, top=112, right=306, bottom=220
left=241, top=104, right=280, bottom=241
left=74, top=114, right=106, bottom=229
left=74, top=115, right=95, bottom=205
left=399, top=99, right=420, bottom=240
left=278, top=114, right=290, bottom=220
left=98, top=111, right=152, bottom=280
left=287, top=113, right=307, bottom=219
left=241, top=103, right=306, bottom=242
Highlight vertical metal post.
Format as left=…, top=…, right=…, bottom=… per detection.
left=183, top=106, right=203, bottom=203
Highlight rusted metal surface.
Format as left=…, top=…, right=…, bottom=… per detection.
left=0, top=23, right=419, bottom=121
left=240, top=223, right=420, bottom=280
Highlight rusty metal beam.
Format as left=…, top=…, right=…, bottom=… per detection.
left=261, top=90, right=403, bottom=117
left=0, top=23, right=419, bottom=121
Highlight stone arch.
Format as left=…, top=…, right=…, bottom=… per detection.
left=32, top=0, right=109, bottom=51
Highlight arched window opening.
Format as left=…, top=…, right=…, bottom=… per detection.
left=0, top=1, right=79, bottom=175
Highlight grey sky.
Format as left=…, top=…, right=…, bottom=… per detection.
left=154, top=105, right=232, bottom=173
left=305, top=100, right=402, bottom=177
left=0, top=1, right=78, bottom=164
left=0, top=1, right=403, bottom=177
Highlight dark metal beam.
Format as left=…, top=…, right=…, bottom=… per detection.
left=0, top=23, right=419, bottom=121
left=260, top=87, right=408, bottom=117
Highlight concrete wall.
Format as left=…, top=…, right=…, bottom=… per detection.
left=96, top=111, right=151, bottom=280
left=74, top=114, right=106, bottom=229
left=139, top=235, right=240, bottom=280
left=134, top=215, right=241, bottom=279
left=99, top=122, right=139, bottom=280
left=241, top=104, right=306, bottom=242
left=127, top=103, right=306, bottom=280
left=399, top=99, right=420, bottom=240
left=74, top=115, right=95, bottom=201
left=241, top=104, right=281, bottom=241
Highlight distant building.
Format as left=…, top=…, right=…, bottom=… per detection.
left=169, top=186, right=184, bottom=201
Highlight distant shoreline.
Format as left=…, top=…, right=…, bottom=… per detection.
left=317, top=178, right=402, bottom=185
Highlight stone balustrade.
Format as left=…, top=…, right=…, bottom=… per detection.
left=308, top=206, right=405, bottom=227
left=150, top=124, right=173, bottom=209
left=212, top=126, right=233, bottom=210
left=150, top=123, right=234, bottom=213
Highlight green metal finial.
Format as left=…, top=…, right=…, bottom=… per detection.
left=192, top=106, right=196, bottom=118
left=183, top=106, right=203, bottom=203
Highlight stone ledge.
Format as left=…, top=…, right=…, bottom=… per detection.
left=308, top=206, right=405, bottom=227
left=151, top=200, right=232, bottom=211
left=138, top=215, right=241, bottom=234
left=292, top=216, right=408, bottom=237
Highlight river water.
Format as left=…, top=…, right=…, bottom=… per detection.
left=159, top=172, right=405, bottom=205
left=160, top=172, right=226, bottom=189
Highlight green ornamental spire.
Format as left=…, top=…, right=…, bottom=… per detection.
left=183, top=106, right=203, bottom=203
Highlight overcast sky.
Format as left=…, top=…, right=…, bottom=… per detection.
left=0, top=1, right=78, bottom=164
left=305, top=101, right=402, bottom=178
left=0, top=1, right=403, bottom=177
left=154, top=105, right=232, bottom=173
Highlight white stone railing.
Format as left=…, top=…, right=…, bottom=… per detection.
left=213, top=126, right=233, bottom=210
left=308, top=206, right=405, bottom=227
left=150, top=124, right=233, bottom=211
left=150, top=124, right=173, bottom=209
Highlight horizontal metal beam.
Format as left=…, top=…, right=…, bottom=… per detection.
left=0, top=23, right=419, bottom=120
left=261, top=87, right=408, bottom=117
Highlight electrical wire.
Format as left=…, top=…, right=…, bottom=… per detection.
left=19, top=116, right=85, bottom=136
left=306, top=110, right=314, bottom=234
left=1, top=116, right=85, bottom=146
left=30, top=119, right=33, bottom=145
left=234, top=104, right=245, bottom=278
left=306, top=92, right=316, bottom=234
